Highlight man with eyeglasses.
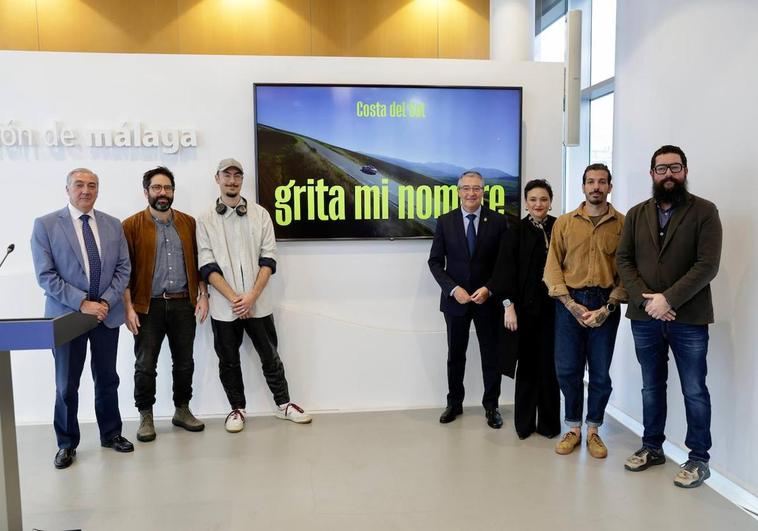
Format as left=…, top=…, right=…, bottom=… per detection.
left=122, top=166, right=209, bottom=442
left=617, top=145, right=722, bottom=488
left=428, top=171, right=509, bottom=428
left=197, top=158, right=311, bottom=433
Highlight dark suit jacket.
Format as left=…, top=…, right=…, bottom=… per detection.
left=30, top=206, right=131, bottom=328
left=428, top=206, right=509, bottom=317
left=616, top=192, right=722, bottom=324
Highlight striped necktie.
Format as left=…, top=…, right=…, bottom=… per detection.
left=80, top=214, right=101, bottom=301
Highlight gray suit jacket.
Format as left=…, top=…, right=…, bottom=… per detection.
left=616, top=192, right=722, bottom=324
left=30, top=206, right=131, bottom=328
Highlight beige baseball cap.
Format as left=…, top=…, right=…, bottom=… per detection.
left=217, top=158, right=244, bottom=174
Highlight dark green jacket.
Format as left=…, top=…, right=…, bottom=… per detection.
left=616, top=192, right=722, bottom=324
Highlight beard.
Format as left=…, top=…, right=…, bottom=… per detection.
left=587, top=192, right=605, bottom=205
left=149, top=195, right=173, bottom=212
left=653, top=177, right=687, bottom=205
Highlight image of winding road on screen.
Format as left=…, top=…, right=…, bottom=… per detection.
left=255, top=85, right=522, bottom=240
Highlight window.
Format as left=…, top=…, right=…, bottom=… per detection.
left=534, top=16, right=566, bottom=62
left=590, top=0, right=616, bottom=85
left=589, top=93, right=614, bottom=171
left=535, top=0, right=567, bottom=35
left=537, top=0, right=617, bottom=210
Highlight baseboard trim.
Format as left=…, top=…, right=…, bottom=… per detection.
left=606, top=403, right=758, bottom=521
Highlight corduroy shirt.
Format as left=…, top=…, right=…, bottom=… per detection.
left=544, top=202, right=627, bottom=303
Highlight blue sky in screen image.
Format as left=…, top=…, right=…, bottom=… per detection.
left=255, top=85, right=521, bottom=175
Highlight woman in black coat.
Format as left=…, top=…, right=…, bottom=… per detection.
left=492, top=179, right=560, bottom=439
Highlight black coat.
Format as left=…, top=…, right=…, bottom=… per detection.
left=493, top=215, right=555, bottom=313
left=490, top=215, right=556, bottom=376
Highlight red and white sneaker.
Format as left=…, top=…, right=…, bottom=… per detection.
left=225, top=408, right=246, bottom=433
left=275, top=402, right=312, bottom=424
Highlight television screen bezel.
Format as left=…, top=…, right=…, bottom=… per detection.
left=253, top=82, right=523, bottom=241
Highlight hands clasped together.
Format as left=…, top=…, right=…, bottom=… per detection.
left=641, top=292, right=676, bottom=321
left=231, top=291, right=258, bottom=319
left=565, top=298, right=611, bottom=328
left=80, top=299, right=109, bottom=322
left=453, top=286, right=490, bottom=305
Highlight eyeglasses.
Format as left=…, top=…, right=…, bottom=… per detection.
left=219, top=173, right=244, bottom=181
left=653, top=163, right=684, bottom=175
left=459, top=186, right=484, bottom=193
left=148, top=184, right=175, bottom=193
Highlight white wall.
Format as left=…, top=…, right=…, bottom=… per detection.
left=612, top=0, right=758, bottom=495
left=0, top=52, right=564, bottom=424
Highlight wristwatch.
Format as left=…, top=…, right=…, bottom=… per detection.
left=502, top=299, right=513, bottom=309
left=605, top=301, right=617, bottom=312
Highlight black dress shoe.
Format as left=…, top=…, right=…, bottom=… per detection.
left=517, top=430, right=534, bottom=440
left=101, top=435, right=135, bottom=453
left=54, top=448, right=76, bottom=469
left=439, top=405, right=463, bottom=424
left=485, top=408, right=503, bottom=429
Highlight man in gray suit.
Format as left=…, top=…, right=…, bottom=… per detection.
left=31, top=168, right=134, bottom=469
left=616, top=145, right=722, bottom=489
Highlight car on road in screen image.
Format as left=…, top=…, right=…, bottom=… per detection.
left=360, top=165, right=378, bottom=175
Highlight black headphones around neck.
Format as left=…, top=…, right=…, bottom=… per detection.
left=216, top=197, right=248, bottom=216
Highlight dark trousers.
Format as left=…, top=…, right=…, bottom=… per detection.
left=444, top=305, right=502, bottom=410
left=554, top=287, right=620, bottom=427
left=134, top=297, right=196, bottom=410
left=52, top=323, right=122, bottom=449
left=211, top=315, right=290, bottom=409
left=631, top=319, right=712, bottom=462
left=514, top=312, right=560, bottom=437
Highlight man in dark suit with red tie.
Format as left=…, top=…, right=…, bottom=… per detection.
left=31, top=168, right=134, bottom=469
left=428, top=171, right=509, bottom=428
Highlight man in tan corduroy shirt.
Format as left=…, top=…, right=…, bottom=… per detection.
left=544, top=163, right=627, bottom=460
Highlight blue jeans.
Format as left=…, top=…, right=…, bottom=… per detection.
left=554, top=287, right=620, bottom=428
left=630, top=319, right=711, bottom=462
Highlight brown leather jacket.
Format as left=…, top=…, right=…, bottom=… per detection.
left=122, top=208, right=200, bottom=314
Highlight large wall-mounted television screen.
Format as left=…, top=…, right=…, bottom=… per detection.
left=254, top=84, right=522, bottom=240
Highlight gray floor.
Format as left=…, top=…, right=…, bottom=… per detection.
left=17, top=407, right=757, bottom=531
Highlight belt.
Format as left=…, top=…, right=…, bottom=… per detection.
left=157, top=291, right=189, bottom=300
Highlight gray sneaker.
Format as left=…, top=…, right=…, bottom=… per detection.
left=625, top=446, right=666, bottom=472
left=674, top=459, right=710, bottom=488
left=172, top=404, right=205, bottom=432
left=137, top=409, right=156, bottom=442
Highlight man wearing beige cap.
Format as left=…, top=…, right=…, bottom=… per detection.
left=196, top=158, right=311, bottom=432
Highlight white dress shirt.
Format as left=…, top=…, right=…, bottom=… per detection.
left=460, top=205, right=482, bottom=233
left=449, top=205, right=483, bottom=296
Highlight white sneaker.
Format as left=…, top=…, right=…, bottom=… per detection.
left=225, top=409, right=246, bottom=433
left=275, top=403, right=312, bottom=424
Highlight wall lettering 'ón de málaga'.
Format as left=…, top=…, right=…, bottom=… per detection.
left=0, top=121, right=197, bottom=154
